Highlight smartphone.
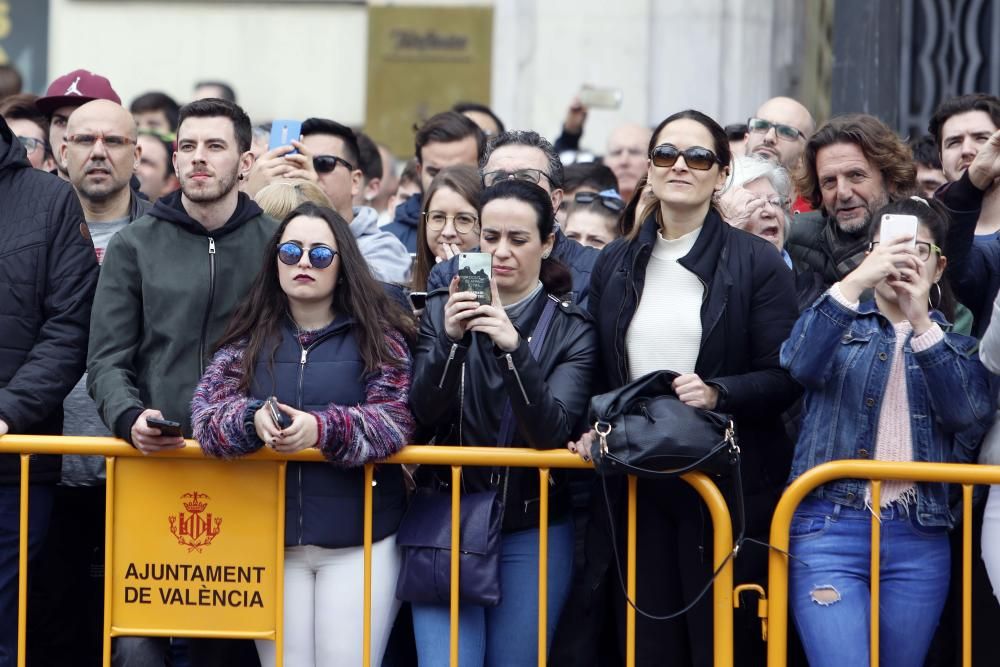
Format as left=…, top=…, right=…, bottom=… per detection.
left=146, top=416, right=183, bottom=438
left=457, top=252, right=492, bottom=306
left=578, top=85, right=623, bottom=110
left=266, top=397, right=293, bottom=430
left=408, top=291, right=428, bottom=311
left=880, top=214, right=918, bottom=247
left=268, top=119, right=302, bottom=154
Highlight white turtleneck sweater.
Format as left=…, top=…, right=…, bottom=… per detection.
left=626, top=227, right=705, bottom=380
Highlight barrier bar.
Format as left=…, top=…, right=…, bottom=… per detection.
left=363, top=464, right=374, bottom=667
left=767, top=460, right=1000, bottom=666
left=963, top=484, right=973, bottom=667
left=537, top=467, right=550, bottom=666
left=870, top=480, right=881, bottom=666
left=16, top=455, right=28, bottom=667
left=450, top=465, right=461, bottom=667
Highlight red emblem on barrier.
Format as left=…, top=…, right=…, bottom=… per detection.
left=169, top=491, right=222, bottom=552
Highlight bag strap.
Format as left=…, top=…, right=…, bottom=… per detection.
left=496, top=296, right=558, bottom=446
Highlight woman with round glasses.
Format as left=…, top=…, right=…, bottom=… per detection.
left=780, top=197, right=991, bottom=666
left=191, top=202, right=416, bottom=667
left=570, top=109, right=800, bottom=664
left=411, top=165, right=483, bottom=292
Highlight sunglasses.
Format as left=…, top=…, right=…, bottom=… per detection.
left=746, top=117, right=806, bottom=142
left=573, top=191, right=625, bottom=212
left=277, top=241, right=338, bottom=269
left=313, top=155, right=355, bottom=174
left=649, top=144, right=722, bottom=171
left=482, top=168, right=552, bottom=188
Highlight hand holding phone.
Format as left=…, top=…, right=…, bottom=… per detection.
left=145, top=416, right=183, bottom=438
left=266, top=397, right=293, bottom=430
left=457, top=252, right=493, bottom=307
left=879, top=214, right=918, bottom=247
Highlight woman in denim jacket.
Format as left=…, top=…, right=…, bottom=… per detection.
left=780, top=197, right=993, bottom=667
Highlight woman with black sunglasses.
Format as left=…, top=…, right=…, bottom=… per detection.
left=190, top=202, right=416, bottom=667
left=567, top=110, right=801, bottom=666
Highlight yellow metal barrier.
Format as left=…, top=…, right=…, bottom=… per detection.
left=0, top=435, right=737, bottom=667
left=767, top=460, right=998, bottom=667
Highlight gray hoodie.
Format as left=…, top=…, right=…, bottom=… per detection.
left=351, top=205, right=412, bottom=284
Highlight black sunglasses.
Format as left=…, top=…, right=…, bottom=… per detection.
left=313, top=155, right=355, bottom=174
left=573, top=191, right=625, bottom=212
left=649, top=144, right=722, bottom=171
left=277, top=242, right=337, bottom=269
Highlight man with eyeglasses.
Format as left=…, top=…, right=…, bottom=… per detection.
left=87, top=98, right=274, bottom=667
left=0, top=93, right=57, bottom=172
left=0, top=113, right=99, bottom=666
left=300, top=117, right=411, bottom=283
left=744, top=97, right=815, bottom=172
left=428, top=129, right=598, bottom=305
left=384, top=111, right=485, bottom=253
left=35, top=69, right=122, bottom=181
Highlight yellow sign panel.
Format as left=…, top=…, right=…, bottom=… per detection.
left=110, top=458, right=282, bottom=637
left=365, top=5, right=493, bottom=157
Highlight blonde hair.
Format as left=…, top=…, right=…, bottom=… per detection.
left=254, top=180, right=332, bottom=220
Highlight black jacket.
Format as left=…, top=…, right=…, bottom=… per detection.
left=0, top=117, right=99, bottom=483
left=410, top=288, right=598, bottom=532
left=589, top=210, right=801, bottom=491
left=786, top=210, right=870, bottom=288
left=427, top=227, right=600, bottom=306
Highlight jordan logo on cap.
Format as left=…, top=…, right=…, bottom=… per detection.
left=64, top=76, right=82, bottom=96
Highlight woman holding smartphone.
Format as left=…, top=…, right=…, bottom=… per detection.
left=408, top=179, right=598, bottom=666
left=410, top=165, right=483, bottom=294
left=191, top=202, right=416, bottom=667
left=780, top=198, right=992, bottom=666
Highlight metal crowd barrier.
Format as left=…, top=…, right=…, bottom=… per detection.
left=0, top=436, right=737, bottom=667
left=766, top=460, right=1000, bottom=667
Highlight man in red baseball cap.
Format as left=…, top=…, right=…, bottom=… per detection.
left=35, top=69, right=120, bottom=180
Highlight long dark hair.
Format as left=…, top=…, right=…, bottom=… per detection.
left=629, top=109, right=731, bottom=240
left=412, top=165, right=482, bottom=292
left=867, top=197, right=957, bottom=321
left=479, top=179, right=573, bottom=297
left=216, top=203, right=417, bottom=392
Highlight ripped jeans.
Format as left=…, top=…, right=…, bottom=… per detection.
left=788, top=496, right=950, bottom=667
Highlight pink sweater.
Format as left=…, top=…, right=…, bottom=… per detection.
left=830, top=283, right=945, bottom=506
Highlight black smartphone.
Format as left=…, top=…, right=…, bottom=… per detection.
left=266, top=397, right=293, bottom=429
left=146, top=416, right=183, bottom=438
left=408, top=291, right=428, bottom=311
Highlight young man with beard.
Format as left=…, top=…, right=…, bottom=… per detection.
left=87, top=97, right=274, bottom=667
left=786, top=114, right=916, bottom=287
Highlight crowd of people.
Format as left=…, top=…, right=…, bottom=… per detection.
left=3, top=61, right=1000, bottom=667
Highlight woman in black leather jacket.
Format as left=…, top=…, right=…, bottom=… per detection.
left=409, top=179, right=598, bottom=666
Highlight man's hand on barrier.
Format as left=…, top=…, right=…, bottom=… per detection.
left=967, top=128, right=1000, bottom=191
left=0, top=419, right=7, bottom=436
left=131, top=409, right=186, bottom=454
left=568, top=430, right=595, bottom=463
left=270, top=403, right=318, bottom=454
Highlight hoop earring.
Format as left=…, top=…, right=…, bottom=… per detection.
left=929, top=281, right=942, bottom=310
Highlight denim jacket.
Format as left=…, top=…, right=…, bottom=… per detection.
left=780, top=291, right=993, bottom=527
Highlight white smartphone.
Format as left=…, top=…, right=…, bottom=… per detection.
left=578, top=85, right=623, bottom=110
left=457, top=252, right=492, bottom=306
left=879, top=214, right=918, bottom=247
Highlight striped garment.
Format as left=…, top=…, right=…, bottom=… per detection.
left=191, top=329, right=414, bottom=468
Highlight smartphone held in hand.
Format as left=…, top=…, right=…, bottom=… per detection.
left=146, top=416, right=183, bottom=438
left=578, top=85, right=623, bottom=110
left=880, top=214, right=918, bottom=247
left=268, top=119, right=302, bottom=154
left=266, top=397, right=293, bottom=430
left=457, top=252, right=492, bottom=306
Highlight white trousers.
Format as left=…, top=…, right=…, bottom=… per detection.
left=256, top=538, right=401, bottom=667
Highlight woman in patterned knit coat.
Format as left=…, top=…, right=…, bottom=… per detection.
left=780, top=197, right=992, bottom=666
left=191, top=202, right=416, bottom=667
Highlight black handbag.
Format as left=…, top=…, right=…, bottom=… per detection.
left=588, top=369, right=738, bottom=477
left=394, top=488, right=504, bottom=606
left=587, top=369, right=746, bottom=621
left=395, top=297, right=559, bottom=607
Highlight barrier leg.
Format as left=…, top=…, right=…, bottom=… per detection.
left=450, top=466, right=461, bottom=667
left=275, top=462, right=286, bottom=667
left=17, top=455, right=28, bottom=667
left=870, top=481, right=881, bottom=667
left=363, top=464, right=374, bottom=666
left=626, top=475, right=637, bottom=667
left=537, top=468, right=549, bottom=667
left=963, top=484, right=972, bottom=667
left=103, top=458, right=116, bottom=667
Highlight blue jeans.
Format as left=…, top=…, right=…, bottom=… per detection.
left=789, top=497, right=950, bottom=667
left=0, top=484, right=53, bottom=667
left=411, top=521, right=573, bottom=667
